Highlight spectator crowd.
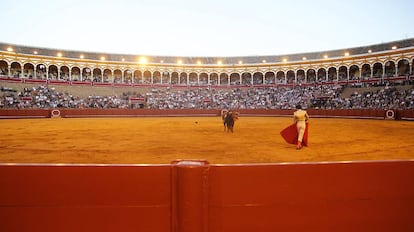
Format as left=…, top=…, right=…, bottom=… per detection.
left=1, top=83, right=413, bottom=110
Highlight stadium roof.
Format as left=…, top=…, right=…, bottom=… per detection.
left=1, top=38, right=414, bottom=65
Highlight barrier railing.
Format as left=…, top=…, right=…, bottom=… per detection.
left=1, top=108, right=413, bottom=120
left=1, top=160, right=413, bottom=232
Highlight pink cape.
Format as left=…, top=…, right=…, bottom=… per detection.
left=280, top=122, right=309, bottom=146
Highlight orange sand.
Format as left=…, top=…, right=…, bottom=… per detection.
left=0, top=117, right=413, bottom=164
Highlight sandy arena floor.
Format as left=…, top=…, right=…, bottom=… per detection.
left=0, top=117, right=413, bottom=164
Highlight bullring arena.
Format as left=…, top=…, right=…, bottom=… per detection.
left=1, top=39, right=414, bottom=231
left=0, top=117, right=414, bottom=164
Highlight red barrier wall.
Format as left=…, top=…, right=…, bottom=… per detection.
left=208, top=161, right=414, bottom=232
left=1, top=160, right=413, bottom=232
left=0, top=165, right=171, bottom=232
left=58, top=109, right=220, bottom=117
left=0, top=109, right=50, bottom=118
left=399, top=109, right=414, bottom=120
left=0, top=108, right=413, bottom=120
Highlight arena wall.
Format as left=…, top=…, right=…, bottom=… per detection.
left=1, top=160, right=413, bottom=232
left=0, top=164, right=171, bottom=232
left=0, top=108, right=413, bottom=120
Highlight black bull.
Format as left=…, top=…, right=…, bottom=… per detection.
left=222, top=111, right=238, bottom=133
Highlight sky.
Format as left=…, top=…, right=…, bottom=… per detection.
left=1, top=0, right=413, bottom=57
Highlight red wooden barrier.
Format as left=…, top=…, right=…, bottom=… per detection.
left=1, top=108, right=413, bottom=119
left=0, top=164, right=171, bottom=232
left=58, top=109, right=220, bottom=117
left=1, top=160, right=413, bottom=232
left=0, top=109, right=50, bottom=118
left=171, top=160, right=209, bottom=232
left=399, top=110, right=414, bottom=120
left=208, top=161, right=414, bottom=232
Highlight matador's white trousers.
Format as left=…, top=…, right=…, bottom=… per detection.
left=296, top=120, right=306, bottom=142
